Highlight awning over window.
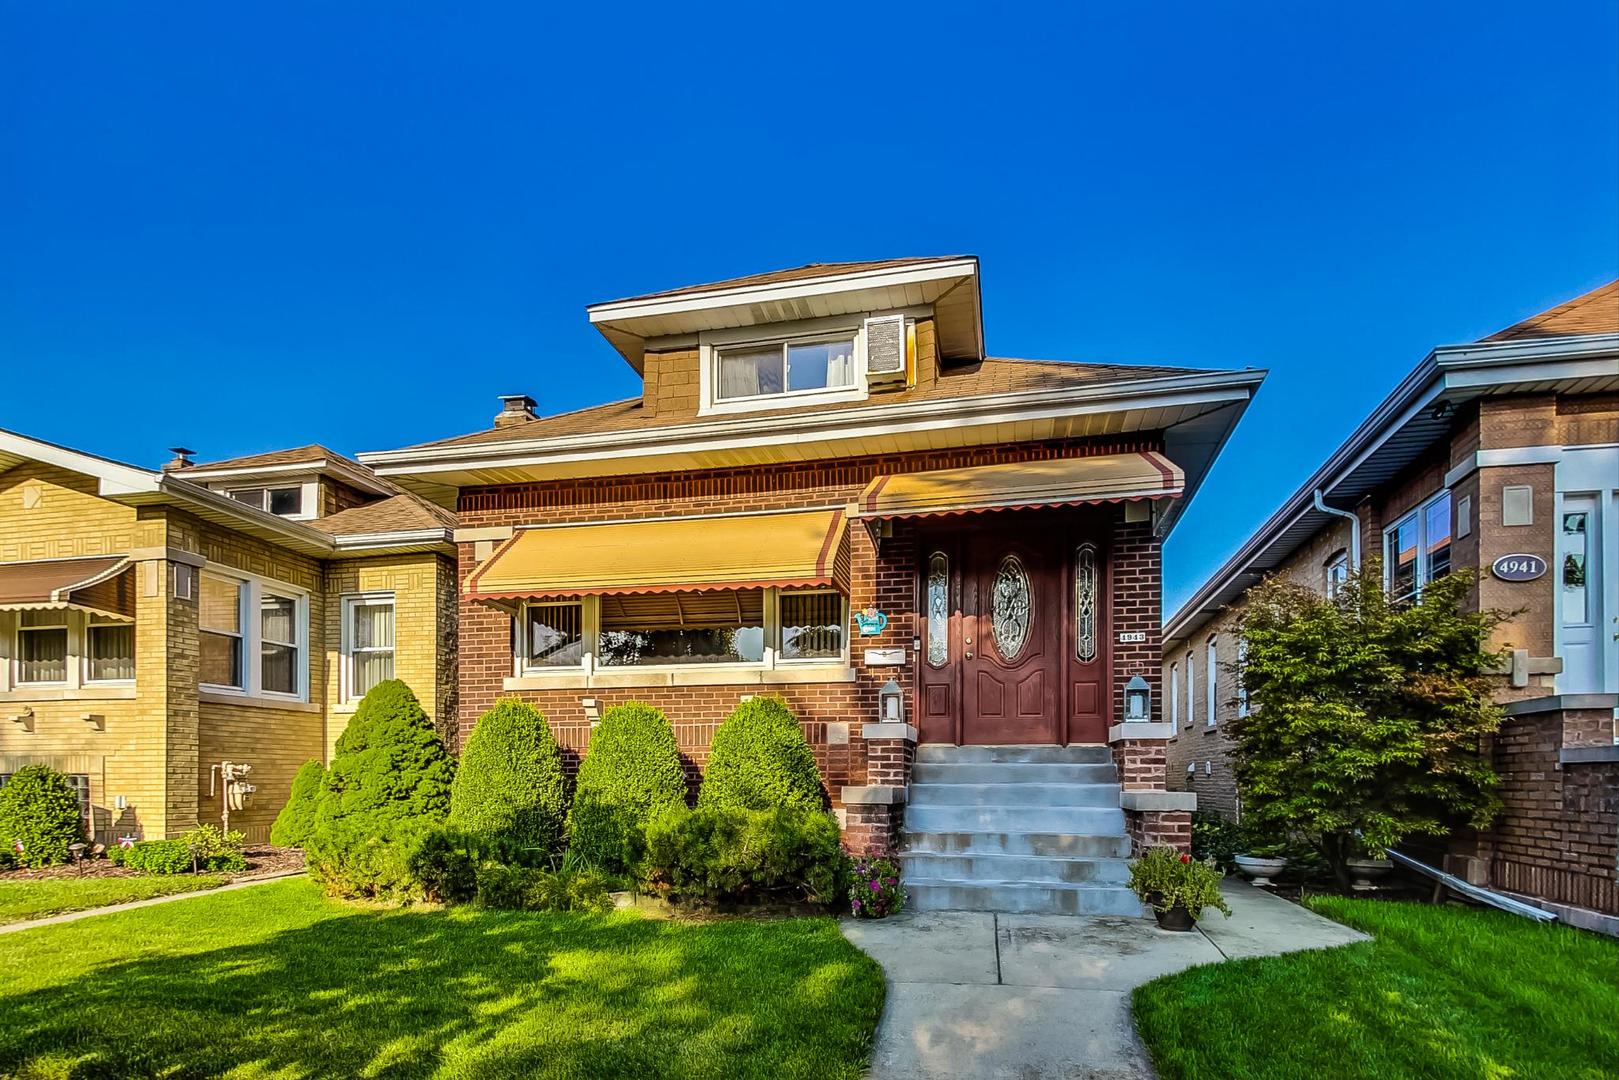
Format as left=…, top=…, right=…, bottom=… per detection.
left=0, top=556, right=134, bottom=619
left=854, top=452, right=1184, bottom=519
left=466, top=510, right=850, bottom=602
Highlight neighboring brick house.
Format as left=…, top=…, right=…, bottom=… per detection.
left=361, top=256, right=1264, bottom=909
left=1164, top=281, right=1619, bottom=933
left=0, top=433, right=457, bottom=843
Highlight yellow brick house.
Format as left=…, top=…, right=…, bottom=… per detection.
left=0, top=431, right=457, bottom=843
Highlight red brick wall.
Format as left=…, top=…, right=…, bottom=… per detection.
left=1110, top=519, right=1162, bottom=724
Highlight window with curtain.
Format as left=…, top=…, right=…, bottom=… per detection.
left=199, top=573, right=245, bottom=688
left=526, top=602, right=584, bottom=668
left=598, top=590, right=765, bottom=665
left=16, top=610, right=68, bottom=684
left=345, top=596, right=395, bottom=700
left=779, top=590, right=845, bottom=660
left=260, top=594, right=299, bottom=695
left=716, top=336, right=857, bottom=401
left=86, top=618, right=135, bottom=682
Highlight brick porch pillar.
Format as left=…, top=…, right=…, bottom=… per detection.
left=840, top=721, right=917, bottom=856
left=1109, top=720, right=1197, bottom=854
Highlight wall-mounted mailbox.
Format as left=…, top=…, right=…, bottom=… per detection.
left=863, top=647, right=907, bottom=667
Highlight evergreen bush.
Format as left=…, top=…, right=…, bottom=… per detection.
left=449, top=697, right=568, bottom=859
left=567, top=701, right=688, bottom=872
left=269, top=760, right=326, bottom=847
left=697, top=697, right=824, bottom=813
left=642, top=804, right=844, bottom=904
left=0, top=764, right=85, bottom=868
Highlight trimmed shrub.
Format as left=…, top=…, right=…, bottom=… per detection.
left=0, top=764, right=85, bottom=868
left=475, top=856, right=614, bottom=914
left=112, top=839, right=193, bottom=874
left=449, top=698, right=568, bottom=859
left=269, top=760, right=326, bottom=847
left=111, top=826, right=247, bottom=874
left=568, top=701, right=688, bottom=873
left=315, top=680, right=455, bottom=836
left=405, top=826, right=481, bottom=904
left=306, top=817, right=437, bottom=900
left=643, top=804, right=844, bottom=905
left=697, top=697, right=824, bottom=813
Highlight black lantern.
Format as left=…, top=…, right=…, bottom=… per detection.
left=1123, top=675, right=1151, bottom=722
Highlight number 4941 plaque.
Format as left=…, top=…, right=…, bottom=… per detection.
left=1492, top=554, right=1547, bottom=582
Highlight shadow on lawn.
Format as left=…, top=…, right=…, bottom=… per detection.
left=0, top=906, right=880, bottom=1079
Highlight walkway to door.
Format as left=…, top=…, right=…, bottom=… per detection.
left=842, top=880, right=1365, bottom=1079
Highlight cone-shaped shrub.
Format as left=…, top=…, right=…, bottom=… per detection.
left=568, top=701, right=688, bottom=872
left=315, top=679, right=455, bottom=835
left=0, top=764, right=85, bottom=868
left=698, top=696, right=825, bottom=812
left=449, top=697, right=568, bottom=858
left=269, top=760, right=326, bottom=847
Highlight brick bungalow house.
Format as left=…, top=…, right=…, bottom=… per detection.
left=1163, top=281, right=1619, bottom=933
left=0, top=432, right=457, bottom=843
left=361, top=256, right=1264, bottom=912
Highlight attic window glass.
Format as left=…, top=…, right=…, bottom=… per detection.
left=228, top=486, right=303, bottom=517
left=716, top=336, right=857, bottom=401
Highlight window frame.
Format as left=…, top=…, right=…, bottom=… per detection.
left=1205, top=635, right=1218, bottom=728
left=712, top=333, right=862, bottom=404
left=514, top=587, right=850, bottom=678
left=1185, top=650, right=1196, bottom=728
left=198, top=567, right=309, bottom=702
left=14, top=611, right=70, bottom=687
left=84, top=616, right=136, bottom=685
left=1170, top=661, right=1181, bottom=726
left=340, top=593, right=396, bottom=703
left=1324, top=549, right=1350, bottom=599
left=227, top=484, right=306, bottom=518
left=1384, top=490, right=1453, bottom=603
left=697, top=315, right=880, bottom=416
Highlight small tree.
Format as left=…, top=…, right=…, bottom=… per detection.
left=316, top=679, right=455, bottom=835
left=698, top=696, right=825, bottom=813
left=269, top=760, right=326, bottom=847
left=0, top=765, right=85, bottom=867
left=1229, top=560, right=1509, bottom=888
left=568, top=701, right=688, bottom=872
left=449, top=698, right=568, bottom=858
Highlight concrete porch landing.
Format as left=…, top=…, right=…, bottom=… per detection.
left=841, top=879, right=1367, bottom=1080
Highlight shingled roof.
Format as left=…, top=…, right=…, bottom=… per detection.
left=183, top=444, right=372, bottom=473
left=310, top=493, right=456, bottom=536
left=1483, top=280, right=1619, bottom=342
left=598, top=258, right=964, bottom=306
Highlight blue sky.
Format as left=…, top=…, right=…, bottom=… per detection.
left=3, top=3, right=1615, bottom=615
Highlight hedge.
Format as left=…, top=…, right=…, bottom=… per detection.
left=449, top=698, right=568, bottom=859
left=697, top=697, right=825, bottom=813
left=567, top=702, right=688, bottom=872
left=642, top=804, right=845, bottom=904
left=0, top=765, right=85, bottom=868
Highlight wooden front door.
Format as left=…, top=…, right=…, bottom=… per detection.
left=917, top=513, right=1110, bottom=745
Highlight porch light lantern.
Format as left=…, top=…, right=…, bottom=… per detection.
left=878, top=678, right=905, bottom=723
left=1123, top=676, right=1151, bottom=722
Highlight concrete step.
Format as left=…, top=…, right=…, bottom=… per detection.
left=900, top=850, right=1131, bottom=885
left=916, top=744, right=1113, bottom=765
left=911, top=761, right=1118, bottom=785
left=903, top=830, right=1134, bottom=859
left=908, top=782, right=1121, bottom=808
left=904, top=804, right=1126, bottom=834
left=905, top=879, right=1144, bottom=916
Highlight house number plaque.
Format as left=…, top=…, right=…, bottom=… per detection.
left=1117, top=631, right=1147, bottom=644
left=1491, top=554, right=1547, bottom=582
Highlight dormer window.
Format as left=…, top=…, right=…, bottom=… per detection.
left=228, top=486, right=304, bottom=517
left=716, top=335, right=858, bottom=402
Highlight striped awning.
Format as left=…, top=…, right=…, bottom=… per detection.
left=466, top=509, right=850, bottom=602
left=854, top=452, right=1183, bottom=519
left=0, top=556, right=135, bottom=619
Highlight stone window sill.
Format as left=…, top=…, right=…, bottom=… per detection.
left=504, top=665, right=857, bottom=691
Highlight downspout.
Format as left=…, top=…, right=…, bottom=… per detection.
left=1313, top=489, right=1361, bottom=569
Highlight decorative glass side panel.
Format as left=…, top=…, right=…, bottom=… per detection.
left=991, top=555, right=1031, bottom=660
left=926, top=553, right=949, bottom=667
left=1074, top=544, right=1097, bottom=662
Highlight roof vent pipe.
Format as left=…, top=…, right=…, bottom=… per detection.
left=1312, top=489, right=1361, bottom=569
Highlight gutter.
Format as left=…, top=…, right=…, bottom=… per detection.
left=1312, top=490, right=1361, bottom=569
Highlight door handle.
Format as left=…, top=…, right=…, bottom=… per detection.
left=966, top=650, right=974, bottom=659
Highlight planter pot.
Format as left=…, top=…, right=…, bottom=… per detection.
left=1346, top=858, right=1394, bottom=891
left=1233, top=854, right=1288, bottom=887
left=1153, top=902, right=1198, bottom=931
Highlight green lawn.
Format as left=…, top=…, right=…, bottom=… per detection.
left=0, top=876, right=885, bottom=1079
left=1134, top=895, right=1619, bottom=1079
left=0, top=874, right=227, bottom=925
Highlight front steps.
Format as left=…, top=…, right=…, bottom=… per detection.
left=900, top=744, right=1142, bottom=916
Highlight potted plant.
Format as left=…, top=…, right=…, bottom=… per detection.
left=1345, top=842, right=1394, bottom=891
left=1128, top=846, right=1233, bottom=931
left=1232, top=838, right=1289, bottom=888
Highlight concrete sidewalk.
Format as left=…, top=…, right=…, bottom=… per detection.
left=842, top=879, right=1366, bottom=1079
left=0, top=871, right=305, bottom=935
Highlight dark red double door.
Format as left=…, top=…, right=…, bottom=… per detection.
left=917, top=515, right=1108, bottom=745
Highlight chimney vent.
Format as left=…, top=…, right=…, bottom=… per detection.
left=163, top=447, right=196, bottom=472
left=494, top=395, right=537, bottom=428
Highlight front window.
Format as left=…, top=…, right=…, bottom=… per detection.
left=228, top=486, right=303, bottom=517
left=599, top=590, right=765, bottom=666
left=779, top=590, right=845, bottom=660
left=260, top=594, right=300, bottom=695
left=344, top=596, right=396, bottom=700
left=86, top=618, right=135, bottom=682
left=1385, top=491, right=1452, bottom=603
left=527, top=602, right=584, bottom=667
left=199, top=570, right=306, bottom=698
left=199, top=573, right=245, bottom=689
left=16, top=611, right=68, bottom=684
left=716, top=336, right=857, bottom=401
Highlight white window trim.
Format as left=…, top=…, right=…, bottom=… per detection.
left=697, top=315, right=873, bottom=416
left=1205, top=636, right=1218, bottom=727
left=514, top=587, right=850, bottom=681
left=340, top=593, right=397, bottom=704
left=1185, top=651, right=1196, bottom=728
left=1324, top=550, right=1349, bottom=599
left=214, top=477, right=320, bottom=521
left=1384, top=490, right=1452, bottom=601
left=1169, top=662, right=1181, bottom=726
left=198, top=565, right=310, bottom=702
left=84, top=616, right=136, bottom=686
left=12, top=611, right=72, bottom=689
left=0, top=609, right=137, bottom=695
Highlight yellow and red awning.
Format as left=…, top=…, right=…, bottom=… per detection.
left=0, top=555, right=134, bottom=619
left=466, top=509, right=849, bottom=602
left=854, top=452, right=1183, bottom=519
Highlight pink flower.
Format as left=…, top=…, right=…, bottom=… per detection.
left=869, top=880, right=880, bottom=892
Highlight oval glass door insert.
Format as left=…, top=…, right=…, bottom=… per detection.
left=991, top=554, right=1032, bottom=660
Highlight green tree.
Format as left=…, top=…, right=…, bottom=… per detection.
left=698, top=696, right=825, bottom=813
left=0, top=765, right=85, bottom=868
left=315, top=679, right=455, bottom=835
left=269, top=760, right=326, bottom=847
left=449, top=698, right=567, bottom=858
left=568, top=701, right=688, bottom=872
left=1228, top=560, right=1509, bottom=888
